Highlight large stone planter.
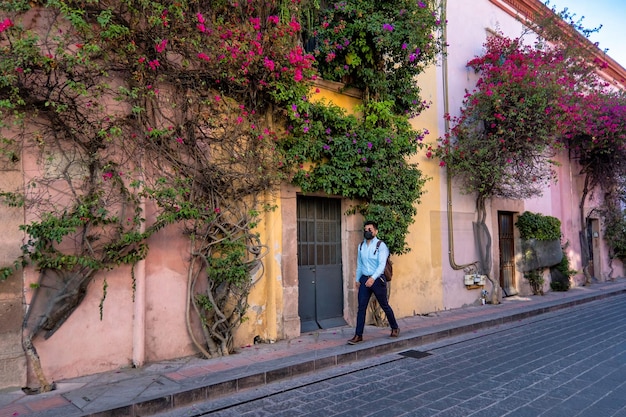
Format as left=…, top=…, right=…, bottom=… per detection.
left=519, top=239, right=563, bottom=272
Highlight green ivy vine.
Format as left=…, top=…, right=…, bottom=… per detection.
left=282, top=99, right=429, bottom=254
left=515, top=211, right=562, bottom=241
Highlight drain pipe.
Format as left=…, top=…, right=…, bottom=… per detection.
left=440, top=0, right=477, bottom=272
left=132, top=175, right=146, bottom=367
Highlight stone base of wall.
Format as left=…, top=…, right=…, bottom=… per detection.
left=0, top=302, right=26, bottom=389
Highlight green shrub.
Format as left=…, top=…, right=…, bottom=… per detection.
left=550, top=280, right=570, bottom=291
left=524, top=269, right=544, bottom=295
left=515, top=212, right=561, bottom=241
left=550, top=250, right=576, bottom=291
left=602, top=207, right=626, bottom=261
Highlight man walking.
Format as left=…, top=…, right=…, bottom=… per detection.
left=348, top=221, right=400, bottom=344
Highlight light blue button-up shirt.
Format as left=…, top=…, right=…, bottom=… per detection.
left=355, top=237, right=389, bottom=282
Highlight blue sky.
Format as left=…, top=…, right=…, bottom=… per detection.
left=545, top=0, right=626, bottom=67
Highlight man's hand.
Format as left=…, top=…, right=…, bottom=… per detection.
left=365, top=276, right=374, bottom=287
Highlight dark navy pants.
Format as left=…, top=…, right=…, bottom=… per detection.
left=355, top=275, right=398, bottom=336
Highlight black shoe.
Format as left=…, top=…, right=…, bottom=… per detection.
left=347, top=335, right=363, bottom=345
left=390, top=328, right=400, bottom=338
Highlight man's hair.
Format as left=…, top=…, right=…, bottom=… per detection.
left=364, top=220, right=378, bottom=229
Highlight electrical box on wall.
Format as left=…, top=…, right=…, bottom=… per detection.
left=464, top=274, right=487, bottom=286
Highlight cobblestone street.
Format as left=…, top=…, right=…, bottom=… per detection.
left=158, top=293, right=626, bottom=417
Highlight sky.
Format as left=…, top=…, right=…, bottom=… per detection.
left=545, top=0, right=626, bottom=67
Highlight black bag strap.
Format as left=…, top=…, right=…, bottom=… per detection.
left=374, top=240, right=382, bottom=254
left=360, top=240, right=383, bottom=254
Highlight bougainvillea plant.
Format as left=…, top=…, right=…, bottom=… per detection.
left=599, top=177, right=626, bottom=273
left=514, top=5, right=626, bottom=283
left=283, top=0, right=443, bottom=252
left=428, top=28, right=617, bottom=301
left=0, top=0, right=318, bottom=391
left=565, top=91, right=626, bottom=282
left=0, top=0, right=443, bottom=391
left=431, top=34, right=585, bottom=201
left=311, top=0, right=443, bottom=115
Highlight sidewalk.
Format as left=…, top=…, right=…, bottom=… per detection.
left=2, top=279, right=626, bottom=417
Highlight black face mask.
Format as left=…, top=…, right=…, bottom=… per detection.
left=363, top=230, right=374, bottom=240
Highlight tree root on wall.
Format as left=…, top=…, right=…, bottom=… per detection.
left=22, top=337, right=55, bottom=394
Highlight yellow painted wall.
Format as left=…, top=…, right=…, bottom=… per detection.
left=238, top=69, right=445, bottom=346
left=392, top=65, right=445, bottom=316
left=238, top=192, right=283, bottom=344
left=310, top=79, right=363, bottom=112
left=237, top=80, right=363, bottom=345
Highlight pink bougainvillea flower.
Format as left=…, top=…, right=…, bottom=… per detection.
left=0, top=18, right=13, bottom=32
left=197, top=53, right=210, bottom=62
left=196, top=13, right=206, bottom=32
left=263, top=57, right=275, bottom=71
left=382, top=23, right=394, bottom=31
left=289, top=20, right=301, bottom=32
left=155, top=39, right=168, bottom=53
left=249, top=17, right=261, bottom=30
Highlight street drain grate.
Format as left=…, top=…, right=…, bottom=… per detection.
left=399, top=350, right=432, bottom=359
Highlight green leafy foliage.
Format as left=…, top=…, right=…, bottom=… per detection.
left=0, top=0, right=309, bottom=358
left=283, top=99, right=428, bottom=254
left=282, top=0, right=442, bottom=254
left=515, top=212, right=562, bottom=241
left=550, top=250, right=575, bottom=291
left=524, top=269, right=544, bottom=295
left=600, top=190, right=626, bottom=262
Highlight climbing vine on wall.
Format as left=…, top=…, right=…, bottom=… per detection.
left=0, top=0, right=444, bottom=391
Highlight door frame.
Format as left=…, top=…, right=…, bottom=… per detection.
left=280, top=184, right=362, bottom=339
left=296, top=195, right=345, bottom=331
left=587, top=217, right=601, bottom=280
left=490, top=198, right=524, bottom=299
left=498, top=211, right=518, bottom=297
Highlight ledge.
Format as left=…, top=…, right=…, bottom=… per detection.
left=312, top=79, right=363, bottom=99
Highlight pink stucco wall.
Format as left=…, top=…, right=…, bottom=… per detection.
left=434, top=0, right=623, bottom=309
